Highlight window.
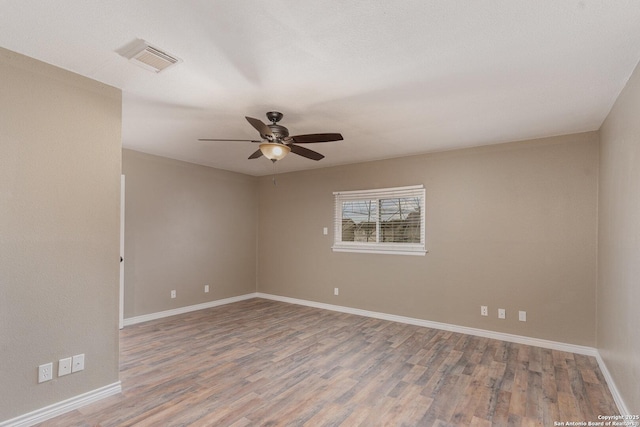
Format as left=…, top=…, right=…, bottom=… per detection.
left=332, top=185, right=426, bottom=255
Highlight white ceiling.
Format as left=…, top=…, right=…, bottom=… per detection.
left=2, top=1, right=640, bottom=176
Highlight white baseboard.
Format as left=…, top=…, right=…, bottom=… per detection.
left=123, top=293, right=258, bottom=326
left=595, top=352, right=630, bottom=415
left=129, top=292, right=594, bottom=355
left=256, top=293, right=597, bottom=355
left=0, top=382, right=121, bottom=427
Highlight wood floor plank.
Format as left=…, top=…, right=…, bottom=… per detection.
left=509, top=360, right=530, bottom=417
left=491, top=389, right=513, bottom=425
left=469, top=415, right=493, bottom=427
left=34, top=299, right=619, bottom=426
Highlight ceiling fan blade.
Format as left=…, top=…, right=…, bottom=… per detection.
left=289, top=144, right=324, bottom=161
left=248, top=149, right=263, bottom=159
left=245, top=116, right=274, bottom=138
left=289, top=133, right=343, bottom=144
left=199, top=138, right=262, bottom=142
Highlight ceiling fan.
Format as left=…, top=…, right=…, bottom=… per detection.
left=199, top=111, right=343, bottom=162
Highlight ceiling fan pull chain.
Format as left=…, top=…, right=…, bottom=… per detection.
left=272, top=160, right=278, bottom=186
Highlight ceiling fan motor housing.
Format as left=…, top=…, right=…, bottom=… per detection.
left=267, top=124, right=289, bottom=140
left=265, top=112, right=288, bottom=140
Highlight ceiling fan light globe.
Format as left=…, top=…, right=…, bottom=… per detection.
left=259, top=143, right=290, bottom=161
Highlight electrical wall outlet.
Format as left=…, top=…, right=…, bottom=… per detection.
left=323, top=227, right=328, bottom=235
left=498, top=308, right=506, bottom=319
left=72, top=354, right=85, bottom=373
left=38, top=362, right=53, bottom=383
left=170, top=290, right=176, bottom=299
left=58, top=357, right=72, bottom=377
left=334, top=287, right=339, bottom=296
left=204, top=285, right=209, bottom=293
left=519, top=310, right=527, bottom=322
left=481, top=306, right=488, bottom=316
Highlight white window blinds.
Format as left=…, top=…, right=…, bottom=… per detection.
left=332, top=185, right=426, bottom=256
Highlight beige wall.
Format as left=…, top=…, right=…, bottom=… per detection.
left=0, top=48, right=122, bottom=421
left=598, top=60, right=640, bottom=414
left=258, top=133, right=599, bottom=346
left=122, top=149, right=257, bottom=318
left=4, top=40, right=633, bottom=421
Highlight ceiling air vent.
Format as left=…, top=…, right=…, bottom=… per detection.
left=118, top=39, right=181, bottom=73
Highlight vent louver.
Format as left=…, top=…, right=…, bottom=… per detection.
left=119, top=39, right=181, bottom=73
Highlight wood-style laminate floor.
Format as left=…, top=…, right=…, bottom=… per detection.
left=36, top=298, right=618, bottom=426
